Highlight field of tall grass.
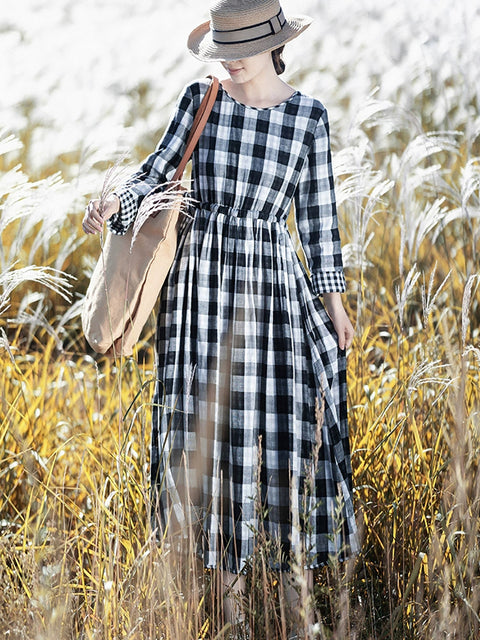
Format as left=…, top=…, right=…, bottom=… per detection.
left=1, top=0, right=479, bottom=638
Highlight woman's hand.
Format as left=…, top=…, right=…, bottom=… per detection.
left=82, top=194, right=120, bottom=235
left=322, top=292, right=354, bottom=350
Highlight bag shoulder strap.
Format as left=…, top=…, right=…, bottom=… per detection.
left=172, top=75, right=220, bottom=181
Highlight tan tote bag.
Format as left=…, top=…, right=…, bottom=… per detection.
left=82, top=76, right=219, bottom=357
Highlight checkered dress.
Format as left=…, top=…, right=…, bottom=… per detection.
left=110, top=78, right=358, bottom=572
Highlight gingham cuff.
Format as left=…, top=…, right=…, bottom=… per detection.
left=311, top=270, right=346, bottom=295
left=107, top=190, right=138, bottom=235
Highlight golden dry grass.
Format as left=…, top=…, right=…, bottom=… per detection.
left=1, top=256, right=479, bottom=638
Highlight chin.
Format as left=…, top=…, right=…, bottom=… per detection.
left=230, top=73, right=247, bottom=84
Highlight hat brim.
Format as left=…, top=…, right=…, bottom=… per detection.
left=187, top=15, right=312, bottom=62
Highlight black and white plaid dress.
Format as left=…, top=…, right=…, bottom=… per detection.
left=110, top=77, right=358, bottom=572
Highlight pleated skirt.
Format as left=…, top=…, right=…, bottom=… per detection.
left=150, top=204, right=357, bottom=572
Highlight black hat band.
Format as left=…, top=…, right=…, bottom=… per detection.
left=212, top=8, right=286, bottom=46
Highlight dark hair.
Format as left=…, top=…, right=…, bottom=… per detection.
left=271, top=46, right=285, bottom=75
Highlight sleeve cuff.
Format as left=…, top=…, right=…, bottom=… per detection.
left=311, top=270, right=346, bottom=295
left=107, top=190, right=138, bottom=235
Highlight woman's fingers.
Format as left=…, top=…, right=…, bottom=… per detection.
left=340, top=321, right=354, bottom=350
left=338, top=329, right=347, bottom=351
left=82, top=199, right=103, bottom=234
left=102, top=194, right=120, bottom=221
left=328, top=306, right=354, bottom=351
left=82, top=195, right=120, bottom=234
left=343, top=319, right=355, bottom=350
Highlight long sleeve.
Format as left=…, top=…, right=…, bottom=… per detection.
left=294, top=107, right=346, bottom=295
left=107, top=82, right=198, bottom=235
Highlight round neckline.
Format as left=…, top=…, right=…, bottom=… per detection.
left=219, top=82, right=299, bottom=111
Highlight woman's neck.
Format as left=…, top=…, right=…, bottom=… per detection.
left=222, top=77, right=295, bottom=108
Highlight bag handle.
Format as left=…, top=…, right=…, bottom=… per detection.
left=172, top=75, right=220, bottom=182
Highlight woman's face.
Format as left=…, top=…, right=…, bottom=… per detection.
left=221, top=51, right=273, bottom=84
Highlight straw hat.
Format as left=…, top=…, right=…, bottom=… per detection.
left=187, top=0, right=312, bottom=62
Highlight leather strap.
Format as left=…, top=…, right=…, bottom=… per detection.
left=172, top=75, right=219, bottom=181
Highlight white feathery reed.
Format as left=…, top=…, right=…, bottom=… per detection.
left=461, top=274, right=478, bottom=351
left=131, top=181, right=197, bottom=248
left=352, top=95, right=422, bottom=138
left=395, top=264, right=420, bottom=331
left=0, top=131, right=23, bottom=156
left=421, top=264, right=451, bottom=327
left=0, top=264, right=72, bottom=316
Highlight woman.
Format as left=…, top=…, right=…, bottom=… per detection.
left=83, top=0, right=358, bottom=630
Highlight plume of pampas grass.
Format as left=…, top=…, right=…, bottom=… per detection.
left=0, top=130, right=23, bottom=156
left=131, top=181, right=196, bottom=248
left=15, top=295, right=64, bottom=351
left=0, top=171, right=77, bottom=270
left=92, top=159, right=197, bottom=249
left=395, top=264, right=421, bottom=331
left=421, top=264, right=452, bottom=326
left=461, top=158, right=480, bottom=213
left=352, top=95, right=422, bottom=138
left=461, top=274, right=478, bottom=350
left=0, top=264, right=72, bottom=316
left=0, top=326, right=14, bottom=361
left=96, top=156, right=133, bottom=216
left=334, top=142, right=394, bottom=275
